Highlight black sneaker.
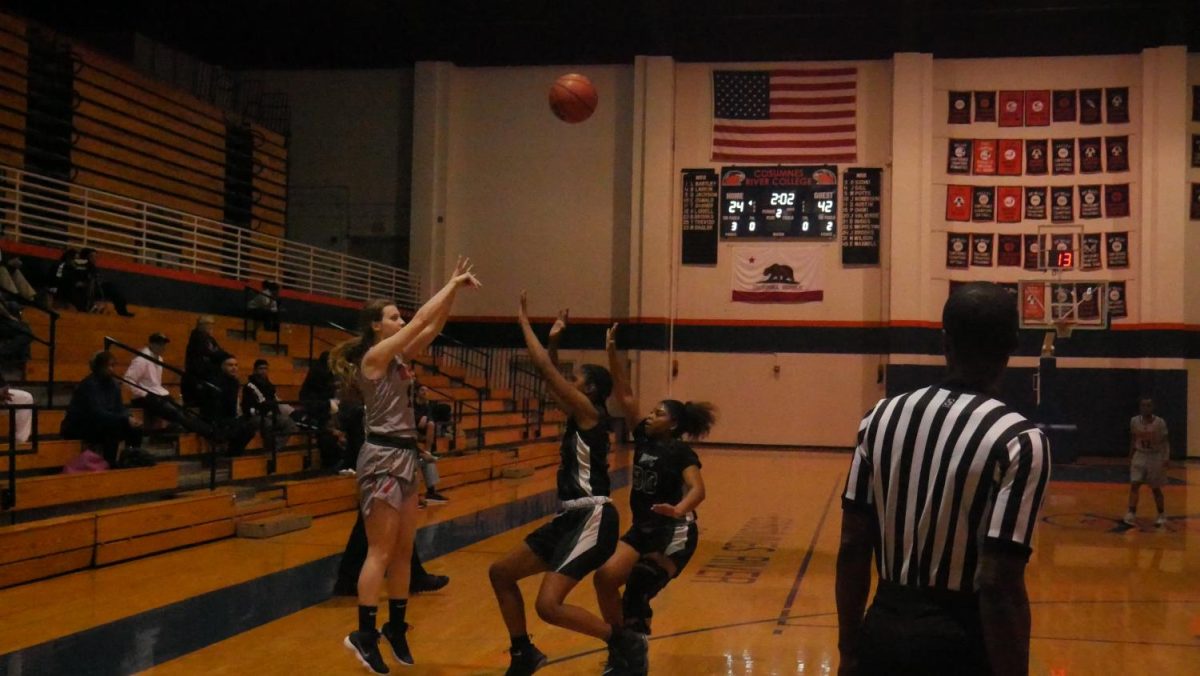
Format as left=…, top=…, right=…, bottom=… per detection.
left=410, top=573, right=450, bottom=594
left=613, top=630, right=648, bottom=676
left=344, top=630, right=389, bottom=674
left=424, top=490, right=450, bottom=503
left=505, top=643, right=548, bottom=676
left=381, top=622, right=414, bottom=666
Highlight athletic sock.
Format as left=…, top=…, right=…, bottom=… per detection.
left=358, top=605, right=378, bottom=634
left=511, top=634, right=533, bottom=651
left=388, top=598, right=408, bottom=627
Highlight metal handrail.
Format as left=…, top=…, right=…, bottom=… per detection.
left=0, top=291, right=59, bottom=406
left=2, top=403, right=43, bottom=517
left=510, top=361, right=547, bottom=440
left=0, top=164, right=421, bottom=306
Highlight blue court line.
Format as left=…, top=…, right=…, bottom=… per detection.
left=0, top=469, right=628, bottom=676
left=773, top=475, right=842, bottom=634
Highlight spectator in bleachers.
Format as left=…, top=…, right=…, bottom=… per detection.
left=60, top=350, right=144, bottom=467
left=201, top=351, right=255, bottom=456
left=298, top=351, right=342, bottom=469
left=0, top=371, right=34, bottom=444
left=183, top=315, right=223, bottom=406
left=247, top=279, right=281, bottom=332
left=0, top=253, right=43, bottom=307
left=0, top=301, right=32, bottom=367
left=125, top=332, right=212, bottom=437
left=242, top=359, right=298, bottom=446
left=51, top=248, right=77, bottom=309
left=74, top=248, right=134, bottom=317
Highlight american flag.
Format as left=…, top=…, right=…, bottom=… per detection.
left=712, top=68, right=857, bottom=163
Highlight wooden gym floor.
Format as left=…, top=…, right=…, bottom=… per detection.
left=0, top=448, right=1196, bottom=675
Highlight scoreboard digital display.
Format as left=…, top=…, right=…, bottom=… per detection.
left=719, top=165, right=838, bottom=239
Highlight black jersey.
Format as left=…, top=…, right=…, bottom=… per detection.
left=557, top=413, right=611, bottom=501
left=630, top=421, right=702, bottom=526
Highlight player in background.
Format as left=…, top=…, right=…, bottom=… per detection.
left=488, top=292, right=646, bottom=676
left=593, top=322, right=713, bottom=675
left=1125, top=397, right=1170, bottom=528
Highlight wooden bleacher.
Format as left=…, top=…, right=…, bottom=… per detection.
left=0, top=13, right=27, bottom=170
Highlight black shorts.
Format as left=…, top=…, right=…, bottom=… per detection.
left=855, top=581, right=991, bottom=676
left=525, top=502, right=619, bottom=580
left=620, top=520, right=699, bottom=576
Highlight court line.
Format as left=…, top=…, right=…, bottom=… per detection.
left=773, top=475, right=842, bottom=634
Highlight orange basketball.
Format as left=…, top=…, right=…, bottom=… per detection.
left=548, top=73, right=597, bottom=123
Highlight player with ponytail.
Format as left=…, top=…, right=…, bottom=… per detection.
left=594, top=322, right=715, bottom=666
left=338, top=257, right=480, bottom=674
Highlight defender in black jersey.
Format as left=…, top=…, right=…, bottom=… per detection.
left=489, top=293, right=643, bottom=676
left=593, top=323, right=715, bottom=673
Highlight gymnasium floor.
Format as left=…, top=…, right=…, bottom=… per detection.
left=1, top=448, right=1196, bottom=675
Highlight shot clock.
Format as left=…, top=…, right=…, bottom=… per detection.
left=719, top=165, right=838, bottom=239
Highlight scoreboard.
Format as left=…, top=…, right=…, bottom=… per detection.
left=719, top=165, right=838, bottom=239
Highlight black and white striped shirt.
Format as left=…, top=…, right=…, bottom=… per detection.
left=843, top=385, right=1051, bottom=592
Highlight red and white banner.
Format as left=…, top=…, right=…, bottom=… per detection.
left=731, top=247, right=824, bottom=303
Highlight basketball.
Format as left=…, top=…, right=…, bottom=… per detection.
left=548, top=73, right=597, bottom=123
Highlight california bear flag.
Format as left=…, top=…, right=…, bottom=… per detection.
left=731, top=247, right=824, bottom=303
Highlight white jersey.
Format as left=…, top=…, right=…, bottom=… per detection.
left=1130, top=415, right=1168, bottom=457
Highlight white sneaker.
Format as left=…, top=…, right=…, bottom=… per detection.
left=1123, top=511, right=1136, bottom=526
left=338, top=468, right=356, bottom=477
left=1155, top=514, right=1166, bottom=528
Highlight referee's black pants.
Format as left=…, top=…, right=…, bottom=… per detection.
left=856, top=581, right=991, bottom=676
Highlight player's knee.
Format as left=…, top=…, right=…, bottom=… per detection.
left=626, top=559, right=670, bottom=601
left=487, top=561, right=509, bottom=588
left=533, top=596, right=562, bottom=624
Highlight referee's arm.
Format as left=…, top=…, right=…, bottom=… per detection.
left=978, top=430, right=1051, bottom=676
left=836, top=417, right=878, bottom=675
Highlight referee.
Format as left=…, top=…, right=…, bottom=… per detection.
left=836, top=282, right=1051, bottom=676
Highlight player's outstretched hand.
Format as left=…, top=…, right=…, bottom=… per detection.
left=606, top=322, right=619, bottom=352
left=450, top=256, right=482, bottom=288
left=549, top=308, right=569, bottom=340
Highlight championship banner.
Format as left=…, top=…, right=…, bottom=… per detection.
left=971, top=186, right=995, bottom=222
left=998, top=234, right=1022, bottom=266
left=973, top=139, right=997, bottom=175
left=1080, top=233, right=1102, bottom=270
left=946, top=234, right=970, bottom=269
left=1191, top=135, right=1200, bottom=168
left=1107, top=281, right=1127, bottom=319
left=1023, top=234, right=1042, bottom=270
left=971, top=233, right=994, bottom=266
left=1076, top=283, right=1101, bottom=321
left=948, top=91, right=971, bottom=124
left=946, top=185, right=972, bottom=221
left=1050, top=234, right=1074, bottom=262
left=1053, top=89, right=1077, bottom=122
left=1078, top=185, right=1102, bottom=219
left=1024, top=186, right=1047, bottom=220
left=1106, top=232, right=1129, bottom=268
left=1105, top=184, right=1130, bottom=218
left=731, top=247, right=824, bottom=303
left=1051, top=186, right=1074, bottom=222
left=997, top=139, right=1022, bottom=175
left=947, top=139, right=972, bottom=174
left=974, top=91, right=996, bottom=122
left=1052, top=139, right=1075, bottom=174
left=996, top=186, right=1022, bottom=222
left=998, top=91, right=1024, bottom=127
left=1106, top=87, right=1129, bottom=123
left=1106, top=136, right=1129, bottom=172
left=1078, top=137, right=1102, bottom=173
left=1022, top=282, right=1046, bottom=322
left=1025, top=139, right=1048, bottom=175
left=1024, top=90, right=1051, bottom=126
left=1191, top=183, right=1200, bottom=220
left=1079, top=89, right=1102, bottom=124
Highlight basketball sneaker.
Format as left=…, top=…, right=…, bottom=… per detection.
left=344, top=630, right=389, bottom=674
left=381, top=622, right=414, bottom=666
left=1123, top=511, right=1136, bottom=526
left=505, top=642, right=547, bottom=676
left=611, top=629, right=649, bottom=676
left=1155, top=514, right=1167, bottom=528
left=424, top=490, right=450, bottom=503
